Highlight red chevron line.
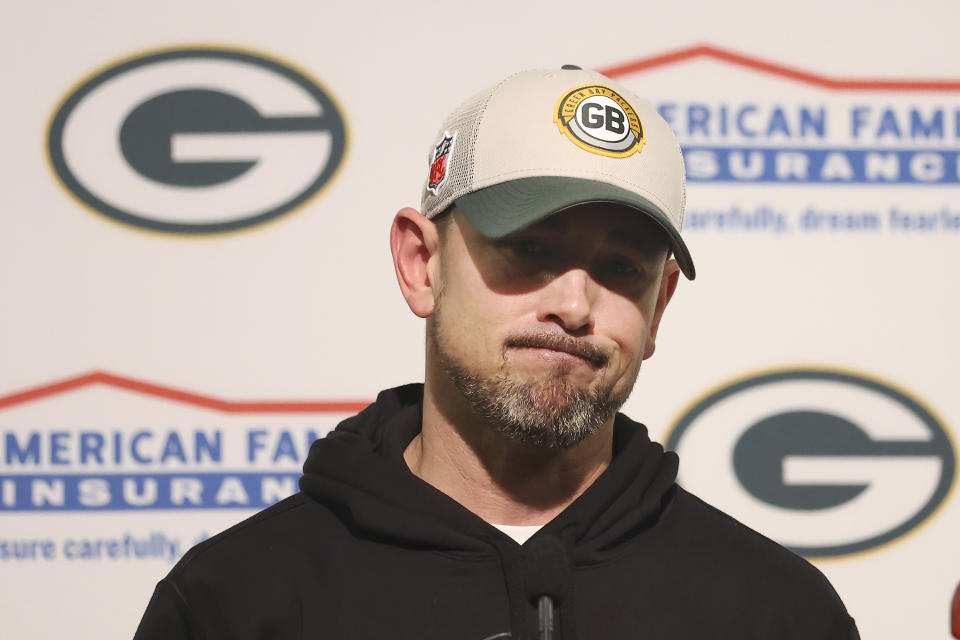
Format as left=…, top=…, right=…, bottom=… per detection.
left=600, top=44, right=960, bottom=91
left=0, top=371, right=369, bottom=414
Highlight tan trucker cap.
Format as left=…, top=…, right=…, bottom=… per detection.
left=420, top=65, right=695, bottom=279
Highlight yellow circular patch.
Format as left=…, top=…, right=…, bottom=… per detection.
left=554, top=84, right=644, bottom=158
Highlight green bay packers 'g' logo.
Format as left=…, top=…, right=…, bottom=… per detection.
left=48, top=47, right=347, bottom=234
left=666, top=369, right=955, bottom=558
left=554, top=85, right=644, bottom=158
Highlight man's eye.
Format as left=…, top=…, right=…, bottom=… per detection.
left=599, top=257, right=642, bottom=279
left=505, top=238, right=545, bottom=255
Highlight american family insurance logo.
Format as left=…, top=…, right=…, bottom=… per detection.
left=666, top=368, right=955, bottom=557
left=0, top=373, right=367, bottom=511
left=47, top=47, right=347, bottom=234
left=603, top=45, right=960, bottom=185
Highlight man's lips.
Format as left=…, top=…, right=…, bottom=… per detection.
left=505, top=333, right=608, bottom=368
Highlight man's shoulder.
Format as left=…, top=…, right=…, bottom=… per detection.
left=137, top=493, right=348, bottom=639
left=608, top=486, right=858, bottom=637
left=169, top=492, right=331, bottom=582
left=664, top=486, right=844, bottom=599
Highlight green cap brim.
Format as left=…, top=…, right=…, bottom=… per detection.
left=455, top=176, right=695, bottom=279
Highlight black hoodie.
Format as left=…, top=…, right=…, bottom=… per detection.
left=134, top=384, right=859, bottom=640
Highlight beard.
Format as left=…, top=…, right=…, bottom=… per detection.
left=429, top=312, right=635, bottom=450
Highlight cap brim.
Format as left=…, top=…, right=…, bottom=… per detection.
left=455, top=176, right=695, bottom=279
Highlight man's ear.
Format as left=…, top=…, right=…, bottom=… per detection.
left=642, top=258, right=681, bottom=360
left=390, top=207, right=441, bottom=318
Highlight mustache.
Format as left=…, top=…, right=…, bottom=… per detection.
left=505, top=332, right=609, bottom=367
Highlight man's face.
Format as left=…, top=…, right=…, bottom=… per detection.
left=428, top=202, right=678, bottom=449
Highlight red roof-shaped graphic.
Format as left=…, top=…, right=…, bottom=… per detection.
left=0, top=372, right=370, bottom=414
left=599, top=44, right=960, bottom=91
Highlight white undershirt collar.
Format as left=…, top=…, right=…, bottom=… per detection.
left=491, top=523, right=543, bottom=545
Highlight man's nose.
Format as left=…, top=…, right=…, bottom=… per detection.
left=537, top=268, right=596, bottom=334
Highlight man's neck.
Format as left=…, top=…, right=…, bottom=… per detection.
left=403, top=381, right=615, bottom=526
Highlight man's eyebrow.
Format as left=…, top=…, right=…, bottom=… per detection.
left=605, top=228, right=667, bottom=253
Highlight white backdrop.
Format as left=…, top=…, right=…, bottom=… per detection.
left=2, top=1, right=958, bottom=638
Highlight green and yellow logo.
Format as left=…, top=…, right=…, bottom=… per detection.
left=554, top=84, right=644, bottom=158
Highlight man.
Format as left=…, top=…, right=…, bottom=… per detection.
left=135, top=67, right=859, bottom=639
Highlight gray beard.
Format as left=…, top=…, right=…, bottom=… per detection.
left=430, top=322, right=632, bottom=450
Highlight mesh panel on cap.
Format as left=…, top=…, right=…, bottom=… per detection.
left=421, top=83, right=501, bottom=218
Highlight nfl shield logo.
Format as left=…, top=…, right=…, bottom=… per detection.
left=428, top=133, right=455, bottom=194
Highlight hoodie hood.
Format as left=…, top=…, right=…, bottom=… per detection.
left=299, top=383, right=679, bottom=562
left=299, top=384, right=678, bottom=640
